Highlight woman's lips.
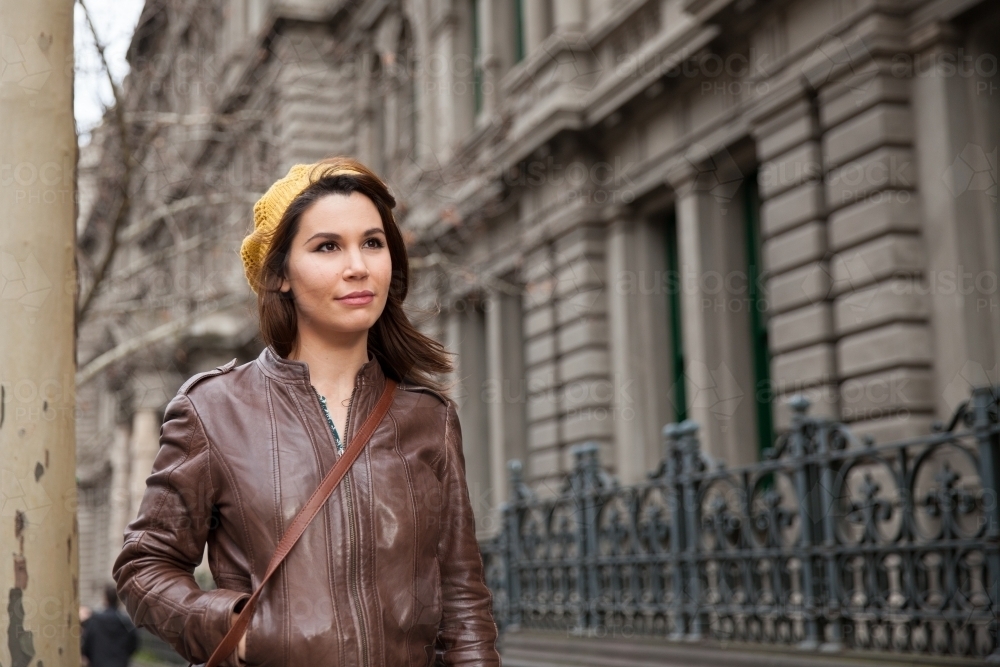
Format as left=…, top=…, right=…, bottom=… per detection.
left=338, top=293, right=374, bottom=305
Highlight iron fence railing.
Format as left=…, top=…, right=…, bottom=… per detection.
left=480, top=386, right=1000, bottom=660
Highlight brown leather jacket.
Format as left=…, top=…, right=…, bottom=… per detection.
left=113, top=347, right=501, bottom=667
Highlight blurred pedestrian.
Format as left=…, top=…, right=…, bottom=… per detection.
left=81, top=583, right=139, bottom=667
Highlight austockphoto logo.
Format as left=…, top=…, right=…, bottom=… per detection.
left=944, top=144, right=997, bottom=203
left=102, top=264, right=227, bottom=301
left=565, top=405, right=636, bottom=422
left=0, top=159, right=77, bottom=205
left=617, top=48, right=771, bottom=85
left=671, top=361, right=745, bottom=431
left=804, top=34, right=876, bottom=95
left=565, top=186, right=635, bottom=205
left=614, top=268, right=769, bottom=310
left=827, top=154, right=913, bottom=195
left=891, top=49, right=998, bottom=83
left=685, top=144, right=744, bottom=212
left=0, top=34, right=53, bottom=93
left=488, top=156, right=637, bottom=192
left=0, top=250, right=69, bottom=324
left=890, top=267, right=998, bottom=299
left=2, top=469, right=54, bottom=517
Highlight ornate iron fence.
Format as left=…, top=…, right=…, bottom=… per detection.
left=480, top=386, right=1000, bottom=660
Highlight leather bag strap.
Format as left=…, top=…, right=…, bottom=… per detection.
left=201, top=379, right=397, bottom=667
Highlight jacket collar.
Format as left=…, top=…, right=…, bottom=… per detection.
left=257, top=345, right=385, bottom=389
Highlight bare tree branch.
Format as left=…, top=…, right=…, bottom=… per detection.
left=76, top=0, right=133, bottom=325
left=75, top=0, right=265, bottom=388
left=76, top=293, right=246, bottom=386
left=105, top=210, right=244, bottom=290
left=124, top=110, right=268, bottom=126
left=120, top=192, right=262, bottom=244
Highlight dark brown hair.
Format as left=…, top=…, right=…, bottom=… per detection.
left=254, top=157, right=453, bottom=393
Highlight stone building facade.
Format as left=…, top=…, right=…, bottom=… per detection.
left=76, top=0, right=999, bottom=640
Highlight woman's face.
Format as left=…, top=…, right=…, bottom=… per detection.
left=281, top=192, right=392, bottom=339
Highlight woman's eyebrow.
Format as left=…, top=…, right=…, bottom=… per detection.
left=304, top=228, right=386, bottom=244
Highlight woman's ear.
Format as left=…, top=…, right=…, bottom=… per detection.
left=279, top=275, right=291, bottom=294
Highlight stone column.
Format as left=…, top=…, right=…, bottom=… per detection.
left=108, top=423, right=132, bottom=561
left=588, top=0, right=615, bottom=23
left=430, top=6, right=473, bottom=154
left=911, top=23, right=1000, bottom=417
left=0, top=0, right=78, bottom=663
left=447, top=302, right=492, bottom=535
left=485, top=289, right=507, bottom=515
left=412, top=1, right=438, bottom=166
left=484, top=287, right=526, bottom=519
left=479, top=0, right=518, bottom=120
left=552, top=0, right=585, bottom=33
left=606, top=213, right=673, bottom=484
left=128, top=408, right=161, bottom=530
left=668, top=164, right=757, bottom=467
left=523, top=0, right=550, bottom=55
left=478, top=0, right=498, bottom=118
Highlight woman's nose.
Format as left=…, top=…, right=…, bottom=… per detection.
left=343, top=246, right=370, bottom=277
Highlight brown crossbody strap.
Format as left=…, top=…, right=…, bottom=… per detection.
left=202, top=379, right=397, bottom=667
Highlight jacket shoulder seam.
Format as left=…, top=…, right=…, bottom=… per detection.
left=177, top=358, right=238, bottom=395
left=397, top=381, right=451, bottom=407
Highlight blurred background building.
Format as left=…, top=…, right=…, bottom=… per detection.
left=75, top=0, right=998, bottom=658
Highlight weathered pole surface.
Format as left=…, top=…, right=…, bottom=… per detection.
left=0, top=0, right=79, bottom=666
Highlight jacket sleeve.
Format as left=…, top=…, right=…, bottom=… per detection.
left=112, top=392, right=249, bottom=667
left=435, top=401, right=502, bottom=666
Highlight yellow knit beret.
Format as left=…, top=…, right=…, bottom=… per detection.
left=240, top=161, right=364, bottom=292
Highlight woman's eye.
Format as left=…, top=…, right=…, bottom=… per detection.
left=315, top=239, right=383, bottom=252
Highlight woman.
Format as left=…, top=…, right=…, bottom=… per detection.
left=113, top=158, right=501, bottom=666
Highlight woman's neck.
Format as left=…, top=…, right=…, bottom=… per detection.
left=288, top=327, right=370, bottom=397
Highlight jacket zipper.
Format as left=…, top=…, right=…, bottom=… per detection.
left=314, top=381, right=370, bottom=667
left=341, top=385, right=371, bottom=667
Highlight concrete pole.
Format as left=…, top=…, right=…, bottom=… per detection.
left=0, top=1, right=79, bottom=666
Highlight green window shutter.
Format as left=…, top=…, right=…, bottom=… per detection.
left=743, top=172, right=773, bottom=459
left=664, top=210, right=687, bottom=423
